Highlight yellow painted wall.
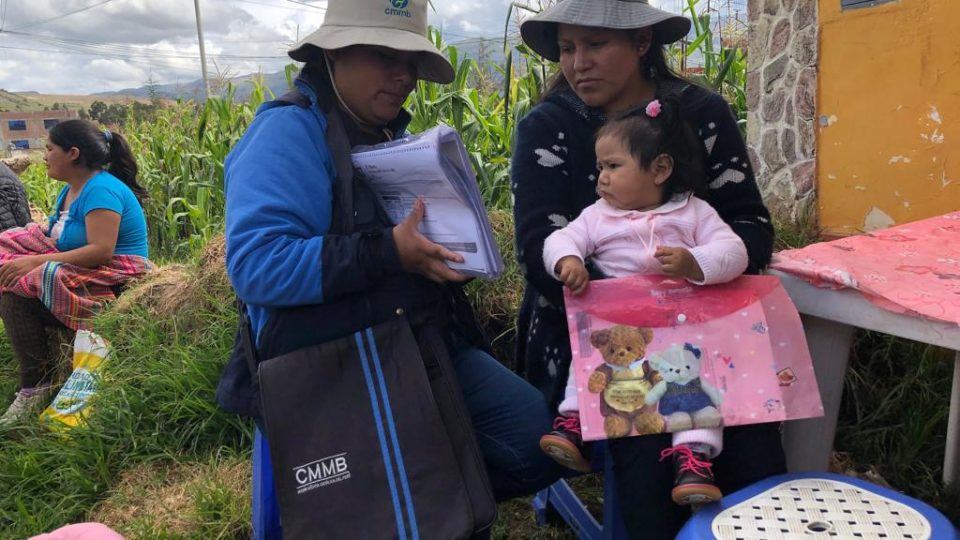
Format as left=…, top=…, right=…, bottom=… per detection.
left=817, top=0, right=960, bottom=236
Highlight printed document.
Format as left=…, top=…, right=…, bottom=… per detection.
left=351, top=125, right=503, bottom=278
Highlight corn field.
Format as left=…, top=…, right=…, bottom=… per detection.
left=19, top=0, right=747, bottom=261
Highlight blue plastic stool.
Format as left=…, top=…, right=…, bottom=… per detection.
left=252, top=427, right=282, bottom=540
left=677, top=472, right=959, bottom=540
left=532, top=441, right=628, bottom=539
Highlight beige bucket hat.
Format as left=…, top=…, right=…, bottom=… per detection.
left=288, top=0, right=454, bottom=84
left=521, top=0, right=692, bottom=62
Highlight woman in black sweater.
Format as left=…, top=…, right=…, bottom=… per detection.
left=511, top=1, right=786, bottom=537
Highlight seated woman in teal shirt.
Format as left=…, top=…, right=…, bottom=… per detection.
left=0, top=119, right=149, bottom=425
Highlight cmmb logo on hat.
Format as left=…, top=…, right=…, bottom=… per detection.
left=385, top=0, right=411, bottom=17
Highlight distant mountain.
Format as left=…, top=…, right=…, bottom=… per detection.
left=1, top=89, right=148, bottom=113
left=94, top=70, right=292, bottom=102
left=91, top=39, right=514, bottom=102
left=0, top=89, right=35, bottom=112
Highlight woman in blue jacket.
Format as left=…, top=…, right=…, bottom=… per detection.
left=216, top=0, right=559, bottom=515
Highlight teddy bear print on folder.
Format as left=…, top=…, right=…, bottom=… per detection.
left=587, top=325, right=666, bottom=438
left=645, top=343, right=724, bottom=432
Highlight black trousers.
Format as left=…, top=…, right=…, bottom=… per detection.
left=610, top=422, right=787, bottom=539
left=0, top=293, right=74, bottom=388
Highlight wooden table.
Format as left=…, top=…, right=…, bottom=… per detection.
left=772, top=269, right=960, bottom=486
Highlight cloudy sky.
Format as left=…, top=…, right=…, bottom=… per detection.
left=0, top=0, right=681, bottom=95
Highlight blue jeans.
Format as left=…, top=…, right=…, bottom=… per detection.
left=451, top=346, right=563, bottom=501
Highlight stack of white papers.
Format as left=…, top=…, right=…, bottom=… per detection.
left=351, top=125, right=504, bottom=279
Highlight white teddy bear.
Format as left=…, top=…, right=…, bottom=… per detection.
left=645, top=343, right=723, bottom=431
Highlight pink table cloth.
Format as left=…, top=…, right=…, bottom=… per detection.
left=771, top=211, right=960, bottom=326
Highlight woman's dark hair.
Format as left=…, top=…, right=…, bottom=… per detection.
left=541, top=28, right=690, bottom=100
left=47, top=119, right=148, bottom=202
left=596, top=97, right=707, bottom=202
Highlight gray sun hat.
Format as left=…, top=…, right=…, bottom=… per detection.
left=288, top=0, right=454, bottom=84
left=520, top=0, right=692, bottom=62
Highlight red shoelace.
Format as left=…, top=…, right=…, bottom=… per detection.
left=553, top=415, right=581, bottom=435
left=659, top=445, right=714, bottom=478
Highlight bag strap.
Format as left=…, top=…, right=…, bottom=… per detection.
left=236, top=298, right=259, bottom=378
left=276, top=86, right=355, bottom=234
left=324, top=107, right=355, bottom=234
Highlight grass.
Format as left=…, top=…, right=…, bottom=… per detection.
left=0, top=240, right=250, bottom=538
left=466, top=209, right=525, bottom=367
left=89, top=456, right=251, bottom=539
left=837, top=332, right=960, bottom=523
left=773, top=204, right=820, bottom=252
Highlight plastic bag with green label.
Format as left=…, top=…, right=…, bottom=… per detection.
left=40, top=330, right=111, bottom=429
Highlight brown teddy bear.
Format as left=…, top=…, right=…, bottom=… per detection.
left=587, top=325, right=665, bottom=438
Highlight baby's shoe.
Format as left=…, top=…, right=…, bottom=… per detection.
left=539, top=414, right=592, bottom=473
left=660, top=445, right=722, bottom=505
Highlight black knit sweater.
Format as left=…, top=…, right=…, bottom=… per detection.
left=0, top=162, right=31, bottom=232
left=510, top=81, right=774, bottom=407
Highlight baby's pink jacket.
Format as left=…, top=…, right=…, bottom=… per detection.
left=543, top=194, right=748, bottom=284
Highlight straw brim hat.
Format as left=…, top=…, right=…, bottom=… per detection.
left=521, top=0, right=692, bottom=62
left=288, top=22, right=453, bottom=84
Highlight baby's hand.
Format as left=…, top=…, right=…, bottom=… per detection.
left=555, top=256, right=589, bottom=295
left=654, top=246, right=705, bottom=282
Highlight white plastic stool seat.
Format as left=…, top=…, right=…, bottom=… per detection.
left=711, top=477, right=930, bottom=539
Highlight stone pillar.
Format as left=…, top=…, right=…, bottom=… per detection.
left=746, top=0, right=819, bottom=219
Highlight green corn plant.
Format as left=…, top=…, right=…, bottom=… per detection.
left=120, top=79, right=266, bottom=259
left=678, top=0, right=749, bottom=126
left=19, top=163, right=62, bottom=216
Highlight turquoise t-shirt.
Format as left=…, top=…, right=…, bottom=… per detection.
left=48, top=171, right=149, bottom=258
